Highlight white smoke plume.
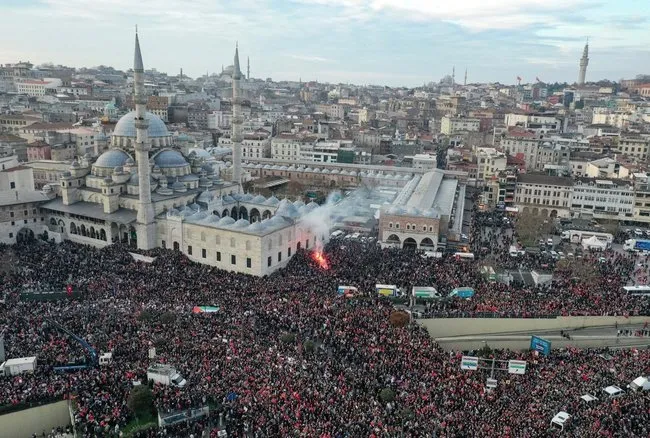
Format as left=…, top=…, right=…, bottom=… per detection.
left=299, top=188, right=374, bottom=250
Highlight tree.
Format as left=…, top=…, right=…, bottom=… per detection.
left=303, top=340, right=315, bottom=354
left=127, top=385, right=153, bottom=419
left=515, top=211, right=553, bottom=247
left=160, top=312, right=176, bottom=325
left=280, top=333, right=296, bottom=344
left=379, top=388, right=395, bottom=403
left=556, top=258, right=600, bottom=286
left=138, top=310, right=154, bottom=322
left=389, top=311, right=410, bottom=328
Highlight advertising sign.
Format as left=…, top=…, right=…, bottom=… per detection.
left=530, top=335, right=551, bottom=356
left=508, top=360, right=527, bottom=375
left=460, top=356, right=479, bottom=370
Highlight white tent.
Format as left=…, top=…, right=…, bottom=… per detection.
left=582, top=235, right=607, bottom=251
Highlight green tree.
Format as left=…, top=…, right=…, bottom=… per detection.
left=160, top=312, right=176, bottom=325
left=127, top=385, right=153, bottom=419
left=303, top=340, right=315, bottom=354
left=280, top=333, right=296, bottom=344
left=379, top=388, right=395, bottom=403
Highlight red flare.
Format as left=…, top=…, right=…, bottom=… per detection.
left=311, top=250, right=329, bottom=270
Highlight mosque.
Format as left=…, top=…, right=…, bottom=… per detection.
left=41, top=32, right=323, bottom=276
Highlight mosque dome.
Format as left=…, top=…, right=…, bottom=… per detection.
left=218, top=216, right=236, bottom=226
left=247, top=221, right=266, bottom=233
left=276, top=200, right=300, bottom=218
left=94, top=149, right=132, bottom=168
left=153, top=150, right=189, bottom=168
left=264, top=196, right=280, bottom=206
left=233, top=219, right=250, bottom=228
left=128, top=173, right=139, bottom=185
left=113, top=111, right=170, bottom=139
left=252, top=195, right=266, bottom=204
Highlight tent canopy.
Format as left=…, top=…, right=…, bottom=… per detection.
left=582, top=235, right=607, bottom=250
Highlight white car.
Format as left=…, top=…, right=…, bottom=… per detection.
left=547, top=238, right=554, bottom=246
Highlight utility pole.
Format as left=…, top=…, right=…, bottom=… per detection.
left=460, top=352, right=527, bottom=390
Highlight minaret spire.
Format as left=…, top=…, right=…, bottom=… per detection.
left=231, top=43, right=243, bottom=186
left=247, top=56, right=250, bottom=80
left=452, top=66, right=455, bottom=86
left=578, top=39, right=589, bottom=86
left=464, top=68, right=467, bottom=86
left=132, top=29, right=156, bottom=249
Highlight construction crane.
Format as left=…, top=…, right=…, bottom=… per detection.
left=44, top=317, right=98, bottom=372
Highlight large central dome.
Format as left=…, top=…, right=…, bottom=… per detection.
left=113, top=111, right=169, bottom=138
left=110, top=111, right=174, bottom=149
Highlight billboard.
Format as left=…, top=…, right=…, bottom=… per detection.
left=530, top=335, right=551, bottom=356
left=508, top=360, right=527, bottom=375
left=460, top=356, right=479, bottom=370
left=635, top=240, right=650, bottom=251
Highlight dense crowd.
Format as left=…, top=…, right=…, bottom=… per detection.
left=0, top=222, right=649, bottom=437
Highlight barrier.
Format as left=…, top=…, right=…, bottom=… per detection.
left=0, top=399, right=71, bottom=438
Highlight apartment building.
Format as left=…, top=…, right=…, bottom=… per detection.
left=571, top=178, right=634, bottom=220
left=440, top=116, right=480, bottom=135
left=270, top=134, right=315, bottom=161
left=618, top=136, right=650, bottom=160
left=514, top=173, right=573, bottom=218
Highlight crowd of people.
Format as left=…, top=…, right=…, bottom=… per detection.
left=0, top=209, right=649, bottom=437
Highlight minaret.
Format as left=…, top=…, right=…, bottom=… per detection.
left=231, top=43, right=243, bottom=185
left=464, top=68, right=467, bottom=86
left=133, top=30, right=156, bottom=249
left=247, top=56, right=250, bottom=80
left=578, top=41, right=589, bottom=86
left=452, top=66, right=455, bottom=85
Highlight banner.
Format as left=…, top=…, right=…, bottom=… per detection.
left=530, top=335, right=551, bottom=356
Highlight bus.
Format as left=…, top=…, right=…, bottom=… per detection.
left=621, top=285, right=650, bottom=296
left=454, top=252, right=475, bottom=260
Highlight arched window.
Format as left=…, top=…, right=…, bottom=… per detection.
left=396, top=223, right=400, bottom=229
left=230, top=237, right=236, bottom=248
left=389, top=222, right=393, bottom=228
left=246, top=240, right=251, bottom=250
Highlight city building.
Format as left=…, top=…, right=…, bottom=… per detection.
left=16, top=78, right=62, bottom=96
left=514, top=173, right=573, bottom=218
left=571, top=178, right=634, bottom=220
left=440, top=116, right=480, bottom=135
left=379, top=169, right=468, bottom=250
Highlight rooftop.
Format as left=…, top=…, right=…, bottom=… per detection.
left=517, top=173, right=573, bottom=187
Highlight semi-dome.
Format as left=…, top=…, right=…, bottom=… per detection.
left=233, top=219, right=250, bottom=228
left=153, top=150, right=189, bottom=168
left=127, top=173, right=139, bottom=185
left=251, top=195, right=266, bottom=204
left=218, top=216, right=236, bottom=226
left=247, top=221, right=266, bottom=233
left=94, top=149, right=132, bottom=168
left=113, top=111, right=170, bottom=138
left=264, top=196, right=280, bottom=206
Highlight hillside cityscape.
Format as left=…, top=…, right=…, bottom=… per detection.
left=1, top=27, right=650, bottom=438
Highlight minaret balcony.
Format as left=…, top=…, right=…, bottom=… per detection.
left=134, top=119, right=149, bottom=130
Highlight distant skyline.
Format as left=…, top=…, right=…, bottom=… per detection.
left=1, top=0, right=649, bottom=87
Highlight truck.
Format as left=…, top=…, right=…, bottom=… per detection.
left=376, top=284, right=401, bottom=297
left=147, top=364, right=187, bottom=388
left=0, top=356, right=37, bottom=376
left=561, top=230, right=613, bottom=246
left=448, top=287, right=475, bottom=299
left=624, top=239, right=650, bottom=253
left=337, top=285, right=358, bottom=298
left=412, top=286, right=440, bottom=299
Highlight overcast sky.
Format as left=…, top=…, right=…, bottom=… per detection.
left=1, top=0, right=649, bottom=86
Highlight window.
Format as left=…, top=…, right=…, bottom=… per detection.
left=246, top=258, right=251, bottom=268
left=396, top=223, right=400, bottom=229
left=231, top=255, right=236, bottom=265
left=161, top=240, right=166, bottom=249
left=217, top=251, right=221, bottom=261
left=230, top=237, right=236, bottom=248
left=215, top=235, right=221, bottom=245
left=202, top=248, right=207, bottom=258
left=9, top=212, right=13, bottom=218
left=246, top=240, right=251, bottom=250
left=305, top=240, right=309, bottom=249
left=278, top=251, right=282, bottom=262
left=268, top=256, right=272, bottom=267
left=297, top=242, right=301, bottom=251
left=9, top=233, right=12, bottom=238
left=288, top=248, right=292, bottom=257
left=389, top=222, right=393, bottom=228
left=187, top=245, right=192, bottom=255
left=32, top=209, right=36, bottom=214
left=11, top=221, right=14, bottom=226
left=10, top=182, right=15, bottom=189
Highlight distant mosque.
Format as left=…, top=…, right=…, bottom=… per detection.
left=40, top=32, right=323, bottom=276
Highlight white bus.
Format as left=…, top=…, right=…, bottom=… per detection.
left=621, top=285, right=650, bottom=296
left=454, top=252, right=475, bottom=260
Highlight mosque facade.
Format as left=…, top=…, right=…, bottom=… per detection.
left=40, top=32, right=323, bottom=276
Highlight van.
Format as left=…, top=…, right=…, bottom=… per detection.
left=628, top=376, right=650, bottom=392
left=99, top=352, right=113, bottom=366
left=550, top=411, right=570, bottom=431
left=602, top=385, right=624, bottom=398
left=330, top=230, right=344, bottom=238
